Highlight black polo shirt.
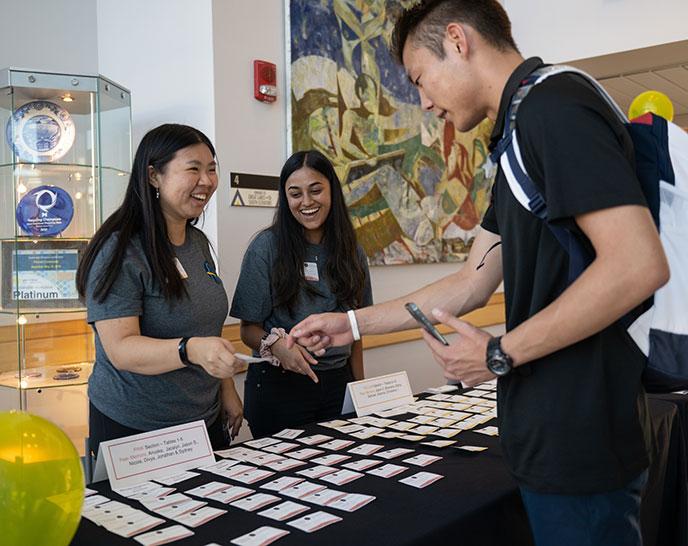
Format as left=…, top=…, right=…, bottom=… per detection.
left=481, top=58, right=651, bottom=494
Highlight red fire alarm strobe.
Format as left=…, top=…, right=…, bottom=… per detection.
left=254, top=60, right=277, bottom=103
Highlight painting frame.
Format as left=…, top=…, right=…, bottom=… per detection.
left=285, top=0, right=494, bottom=266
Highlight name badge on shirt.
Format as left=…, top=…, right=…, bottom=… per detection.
left=174, top=257, right=189, bottom=279
left=304, top=261, right=319, bottom=282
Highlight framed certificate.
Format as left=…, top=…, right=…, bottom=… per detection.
left=1, top=239, right=88, bottom=310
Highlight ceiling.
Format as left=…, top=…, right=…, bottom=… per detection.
left=569, top=39, right=688, bottom=127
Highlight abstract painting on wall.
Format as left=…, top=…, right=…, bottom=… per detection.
left=288, top=0, right=494, bottom=265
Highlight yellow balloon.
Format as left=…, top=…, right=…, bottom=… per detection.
left=0, top=411, right=84, bottom=546
left=628, top=90, right=675, bottom=122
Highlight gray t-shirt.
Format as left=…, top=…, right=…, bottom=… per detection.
left=86, top=226, right=229, bottom=431
left=230, top=230, right=373, bottom=370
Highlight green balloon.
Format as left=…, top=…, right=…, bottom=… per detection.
left=0, top=411, right=84, bottom=546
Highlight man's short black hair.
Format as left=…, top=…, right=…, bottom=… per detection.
left=391, top=0, right=519, bottom=63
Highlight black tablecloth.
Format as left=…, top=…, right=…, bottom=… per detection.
left=72, top=394, right=533, bottom=546
left=71, top=392, right=688, bottom=546
left=643, top=394, right=688, bottom=546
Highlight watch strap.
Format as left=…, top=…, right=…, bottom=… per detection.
left=487, top=335, right=503, bottom=355
left=178, top=336, right=193, bottom=366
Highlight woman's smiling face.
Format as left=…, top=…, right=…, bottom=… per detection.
left=152, top=142, right=218, bottom=224
left=285, top=166, right=332, bottom=244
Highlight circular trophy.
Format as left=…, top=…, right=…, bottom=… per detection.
left=5, top=100, right=76, bottom=163
left=16, top=185, right=74, bottom=236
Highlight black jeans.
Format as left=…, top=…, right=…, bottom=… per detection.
left=88, top=402, right=228, bottom=459
left=244, top=362, right=353, bottom=438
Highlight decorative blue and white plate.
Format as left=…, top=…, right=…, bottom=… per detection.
left=16, top=185, right=74, bottom=236
left=5, top=100, right=76, bottom=162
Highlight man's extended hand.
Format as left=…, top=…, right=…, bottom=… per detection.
left=422, top=308, right=496, bottom=387
left=287, top=312, right=352, bottom=354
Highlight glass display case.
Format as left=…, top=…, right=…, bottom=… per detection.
left=0, top=68, right=131, bottom=452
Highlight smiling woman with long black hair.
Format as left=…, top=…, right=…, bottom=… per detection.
left=76, top=123, right=243, bottom=458
left=230, top=149, right=372, bottom=438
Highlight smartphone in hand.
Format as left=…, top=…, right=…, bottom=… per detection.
left=405, top=302, right=450, bottom=346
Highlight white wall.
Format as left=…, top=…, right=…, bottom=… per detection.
left=211, top=0, right=286, bottom=291
left=505, top=0, right=688, bottom=62
left=96, top=0, right=218, bottom=247
left=0, top=0, right=98, bottom=74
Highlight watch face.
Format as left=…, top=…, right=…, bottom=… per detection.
left=488, top=356, right=512, bottom=377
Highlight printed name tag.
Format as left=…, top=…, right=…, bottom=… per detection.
left=304, top=261, right=319, bottom=281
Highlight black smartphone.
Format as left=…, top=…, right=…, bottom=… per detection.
left=404, top=302, right=450, bottom=346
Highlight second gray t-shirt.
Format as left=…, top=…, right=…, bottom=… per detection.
left=230, top=230, right=372, bottom=370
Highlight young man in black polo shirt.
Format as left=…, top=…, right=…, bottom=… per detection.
left=289, top=1, right=669, bottom=544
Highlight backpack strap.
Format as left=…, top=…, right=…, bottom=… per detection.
left=487, top=64, right=624, bottom=283
left=506, top=65, right=629, bottom=131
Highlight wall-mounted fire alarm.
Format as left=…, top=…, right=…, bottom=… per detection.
left=254, top=60, right=277, bottom=103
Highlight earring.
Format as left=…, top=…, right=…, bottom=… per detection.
left=155, top=188, right=160, bottom=199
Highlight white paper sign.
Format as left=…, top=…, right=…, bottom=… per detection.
left=96, top=420, right=215, bottom=490
left=342, top=371, right=414, bottom=417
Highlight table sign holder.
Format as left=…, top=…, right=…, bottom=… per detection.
left=341, top=371, right=414, bottom=417
left=93, top=420, right=216, bottom=489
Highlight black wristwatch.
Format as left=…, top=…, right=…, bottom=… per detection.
left=178, top=336, right=194, bottom=366
left=486, top=336, right=513, bottom=377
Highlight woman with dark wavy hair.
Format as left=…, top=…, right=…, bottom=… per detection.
left=230, top=149, right=372, bottom=438
left=76, top=123, right=243, bottom=457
